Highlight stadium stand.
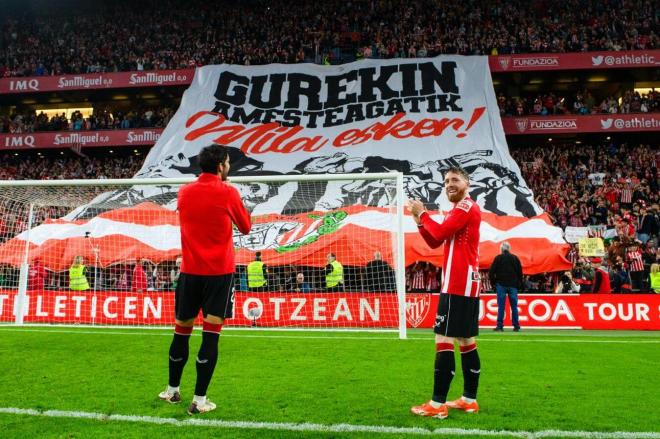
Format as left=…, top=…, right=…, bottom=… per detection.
left=0, top=107, right=175, bottom=133
left=0, top=152, right=143, bottom=180
left=499, top=90, right=659, bottom=116
left=1, top=0, right=657, bottom=75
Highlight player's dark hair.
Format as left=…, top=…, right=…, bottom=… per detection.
left=255, top=251, right=262, bottom=260
left=199, top=144, right=229, bottom=174
left=446, top=166, right=470, bottom=181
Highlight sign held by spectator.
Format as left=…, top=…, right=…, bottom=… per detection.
left=578, top=238, right=605, bottom=257
left=564, top=227, right=589, bottom=243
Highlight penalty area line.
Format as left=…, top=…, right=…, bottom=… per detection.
left=1, top=407, right=659, bottom=439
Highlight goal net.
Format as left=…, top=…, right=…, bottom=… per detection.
left=0, top=173, right=407, bottom=337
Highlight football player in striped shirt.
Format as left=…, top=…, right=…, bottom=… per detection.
left=408, top=166, right=482, bottom=419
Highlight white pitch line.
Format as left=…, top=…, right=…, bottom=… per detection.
left=1, top=323, right=658, bottom=338
left=0, top=323, right=398, bottom=333
left=1, top=407, right=659, bottom=439
left=1, top=324, right=658, bottom=338
left=0, top=327, right=659, bottom=343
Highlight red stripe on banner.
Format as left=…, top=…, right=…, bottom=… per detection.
left=10, top=235, right=182, bottom=271
left=99, top=202, right=178, bottom=225
left=436, top=343, right=455, bottom=352
left=406, top=235, right=570, bottom=275
left=0, top=204, right=570, bottom=275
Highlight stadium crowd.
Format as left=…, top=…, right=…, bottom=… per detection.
left=1, top=0, right=657, bottom=76
left=0, top=107, right=175, bottom=133
left=511, top=142, right=658, bottom=229
left=499, top=89, right=660, bottom=117
left=510, top=142, right=659, bottom=292
left=0, top=153, right=143, bottom=180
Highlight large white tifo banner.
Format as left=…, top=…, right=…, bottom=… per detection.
left=137, top=57, right=541, bottom=218
left=6, top=57, right=568, bottom=274
left=118, top=57, right=567, bottom=272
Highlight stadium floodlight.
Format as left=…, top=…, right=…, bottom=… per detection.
left=0, top=172, right=407, bottom=338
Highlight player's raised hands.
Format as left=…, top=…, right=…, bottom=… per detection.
left=406, top=199, right=426, bottom=220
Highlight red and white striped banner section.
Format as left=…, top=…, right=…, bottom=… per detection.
left=0, top=204, right=569, bottom=275
left=0, top=290, right=657, bottom=330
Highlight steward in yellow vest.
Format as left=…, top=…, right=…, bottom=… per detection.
left=325, top=252, right=344, bottom=292
left=651, top=263, right=660, bottom=293
left=69, top=256, right=90, bottom=291
left=247, top=251, right=267, bottom=292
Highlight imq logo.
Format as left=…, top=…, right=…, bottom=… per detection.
left=4, top=135, right=35, bottom=148
left=9, top=79, right=40, bottom=91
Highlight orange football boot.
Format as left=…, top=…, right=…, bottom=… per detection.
left=446, top=398, right=479, bottom=413
left=410, top=401, right=449, bottom=419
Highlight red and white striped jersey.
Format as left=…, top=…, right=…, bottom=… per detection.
left=626, top=250, right=645, bottom=272
left=426, top=269, right=439, bottom=291
left=410, top=269, right=426, bottom=290
left=418, top=197, right=481, bottom=297
left=620, top=187, right=633, bottom=204
left=480, top=270, right=492, bottom=293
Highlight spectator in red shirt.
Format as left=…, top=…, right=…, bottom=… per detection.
left=132, top=260, right=148, bottom=293
left=591, top=258, right=611, bottom=294
left=27, top=257, right=46, bottom=291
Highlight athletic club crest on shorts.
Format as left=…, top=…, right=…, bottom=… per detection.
left=406, top=295, right=431, bottom=328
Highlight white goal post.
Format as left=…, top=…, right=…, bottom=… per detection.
left=0, top=172, right=407, bottom=338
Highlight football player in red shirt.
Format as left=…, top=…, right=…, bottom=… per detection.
left=408, top=166, right=482, bottom=419
left=159, top=144, right=251, bottom=415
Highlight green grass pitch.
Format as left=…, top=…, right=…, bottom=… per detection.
left=0, top=326, right=658, bottom=438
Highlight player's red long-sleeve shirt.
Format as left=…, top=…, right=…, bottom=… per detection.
left=178, top=173, right=251, bottom=275
left=417, top=197, right=481, bottom=297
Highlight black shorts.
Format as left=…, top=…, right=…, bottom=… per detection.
left=175, top=273, right=235, bottom=321
left=434, top=293, right=480, bottom=338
